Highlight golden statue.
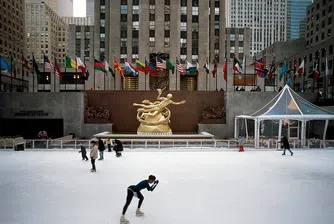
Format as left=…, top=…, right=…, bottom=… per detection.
left=133, top=89, right=186, bottom=134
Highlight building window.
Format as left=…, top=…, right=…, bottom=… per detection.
left=165, top=14, right=170, bottom=21
left=150, top=13, right=155, bottom=21
left=149, top=37, right=155, bottom=47
left=165, top=30, right=170, bottom=37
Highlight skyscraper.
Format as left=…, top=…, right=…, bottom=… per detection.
left=287, top=0, right=312, bottom=40
left=58, top=0, right=74, bottom=17
left=86, top=0, right=94, bottom=23
left=227, top=0, right=288, bottom=56
left=94, top=0, right=231, bottom=91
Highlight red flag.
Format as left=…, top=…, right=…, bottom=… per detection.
left=313, top=63, right=319, bottom=81
left=223, top=59, right=227, bottom=81
left=13, top=67, right=17, bottom=78
left=297, top=59, right=304, bottom=75
left=114, top=58, right=124, bottom=78
left=211, top=60, right=217, bottom=78
left=54, top=58, right=61, bottom=77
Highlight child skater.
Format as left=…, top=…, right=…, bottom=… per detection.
left=90, top=140, right=98, bottom=172
left=78, top=144, right=89, bottom=161
left=237, top=136, right=244, bottom=152
left=114, top=139, right=124, bottom=157
left=120, top=175, right=159, bottom=223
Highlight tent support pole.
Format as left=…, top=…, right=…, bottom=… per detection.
left=234, top=117, right=238, bottom=139
left=254, top=119, right=258, bottom=148
left=245, top=119, right=249, bottom=140
left=323, top=119, right=329, bottom=148
left=278, top=119, right=283, bottom=150
left=301, top=120, right=306, bottom=147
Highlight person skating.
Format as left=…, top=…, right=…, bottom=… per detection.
left=237, top=136, right=244, bottom=152
left=78, top=144, right=89, bottom=161
left=107, top=139, right=112, bottom=152
left=280, top=133, right=294, bottom=156
left=120, top=175, right=159, bottom=223
left=90, top=140, right=98, bottom=172
left=114, top=139, right=124, bottom=157
left=98, top=138, right=105, bottom=160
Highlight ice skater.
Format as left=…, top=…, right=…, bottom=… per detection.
left=237, top=136, right=244, bottom=152
left=98, top=138, right=105, bottom=160
left=107, top=139, right=112, bottom=152
left=120, top=175, right=159, bottom=223
left=280, top=133, right=294, bottom=156
left=90, top=140, right=98, bottom=172
left=114, top=139, right=124, bottom=157
left=78, top=144, right=89, bottom=161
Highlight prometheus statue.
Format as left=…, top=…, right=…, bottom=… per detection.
left=133, top=89, right=186, bottom=134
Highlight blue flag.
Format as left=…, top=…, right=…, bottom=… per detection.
left=0, top=56, right=11, bottom=73
left=279, top=60, right=287, bottom=81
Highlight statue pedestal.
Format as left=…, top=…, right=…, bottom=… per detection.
left=137, top=123, right=172, bottom=135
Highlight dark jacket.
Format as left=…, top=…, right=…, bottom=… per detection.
left=281, top=136, right=290, bottom=149
left=98, top=139, right=105, bottom=151
left=79, top=145, right=87, bottom=154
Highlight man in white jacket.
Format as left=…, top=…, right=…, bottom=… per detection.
left=90, top=140, right=98, bottom=172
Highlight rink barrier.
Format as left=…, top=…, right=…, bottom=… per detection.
left=0, top=138, right=334, bottom=150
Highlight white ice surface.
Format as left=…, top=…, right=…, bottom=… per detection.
left=1, top=149, right=334, bottom=224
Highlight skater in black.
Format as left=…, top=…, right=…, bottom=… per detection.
left=120, top=175, right=159, bottom=223
left=114, top=139, right=124, bottom=157
left=280, top=133, right=294, bottom=156
left=98, top=138, right=105, bottom=160
left=78, top=144, right=89, bottom=161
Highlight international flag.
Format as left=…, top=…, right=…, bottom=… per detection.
left=125, top=59, right=138, bottom=76
left=156, top=57, right=166, bottom=69
left=268, top=59, right=276, bottom=79
left=176, top=59, right=184, bottom=73
left=223, top=58, right=227, bottom=81
left=0, top=57, right=11, bottom=73
left=166, top=59, right=175, bottom=74
left=211, top=60, right=217, bottom=78
left=186, top=61, right=197, bottom=75
left=76, top=57, right=86, bottom=76
left=54, top=58, right=61, bottom=77
left=65, top=56, right=77, bottom=69
left=22, top=56, right=32, bottom=72
left=254, top=58, right=267, bottom=78
left=313, top=63, right=319, bottom=81
left=114, top=58, right=124, bottom=78
left=94, top=59, right=105, bottom=72
left=44, top=55, right=54, bottom=70
left=203, top=62, right=209, bottom=74
left=279, top=60, right=287, bottom=81
left=297, top=59, right=304, bottom=75
left=135, top=59, right=146, bottom=73
left=145, top=59, right=158, bottom=76
left=104, top=59, right=115, bottom=78
left=233, top=57, right=243, bottom=73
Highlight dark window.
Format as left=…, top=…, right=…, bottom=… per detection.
left=181, top=0, right=187, bottom=6
left=309, top=53, right=312, bottom=62
left=133, top=0, right=139, bottom=5
left=100, top=13, right=105, bottom=19
left=149, top=0, right=155, bottom=5
left=316, top=14, right=319, bottom=20
left=321, top=32, right=325, bottom=40
left=329, top=17, right=332, bottom=25
left=192, top=0, right=198, bottom=7
left=165, top=14, right=170, bottom=21
left=215, top=15, right=219, bottom=21
left=133, top=30, right=139, bottom=38
left=121, top=14, right=127, bottom=22
left=214, top=29, right=219, bottom=36
left=133, top=14, right=139, bottom=21
left=165, top=0, right=170, bottom=5
left=329, top=45, right=333, bottom=55
left=181, top=31, right=187, bottom=38
left=215, top=42, right=219, bottom=50
left=120, top=47, right=127, bottom=54
left=192, top=31, right=199, bottom=39
left=100, top=27, right=105, bottom=33
left=180, top=48, right=187, bottom=55
left=315, top=35, right=318, bottom=42
left=132, top=47, right=138, bottom=54
left=181, top=15, right=187, bottom=22
left=149, top=13, right=155, bottom=21
left=192, top=48, right=198, bottom=55
left=322, top=48, right=326, bottom=57
left=322, top=10, right=326, bottom=17
left=149, top=30, right=155, bottom=37
left=329, top=5, right=332, bottom=13
left=192, top=15, right=199, bottom=22
left=121, top=30, right=127, bottom=38
left=101, top=0, right=105, bottom=5
left=100, top=41, right=105, bottom=48
left=121, top=0, right=127, bottom=5
left=322, top=20, right=325, bottom=28
left=164, top=30, right=170, bottom=37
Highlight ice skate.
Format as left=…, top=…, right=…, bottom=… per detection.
left=291, top=152, right=294, bottom=156
left=120, top=215, right=129, bottom=223
left=136, top=208, right=144, bottom=216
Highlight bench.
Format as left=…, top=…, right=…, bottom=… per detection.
left=0, top=137, right=25, bottom=150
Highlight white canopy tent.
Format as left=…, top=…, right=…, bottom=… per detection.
left=235, top=85, right=334, bottom=148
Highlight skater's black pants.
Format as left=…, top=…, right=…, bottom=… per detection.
left=283, top=147, right=293, bottom=155
left=122, top=189, right=144, bottom=215
left=108, top=144, right=111, bottom=152
left=82, top=154, right=88, bottom=160
left=91, top=157, right=96, bottom=170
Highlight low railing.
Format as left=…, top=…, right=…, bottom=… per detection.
left=0, top=138, right=334, bottom=150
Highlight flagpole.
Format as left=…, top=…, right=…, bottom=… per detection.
left=225, top=58, right=227, bottom=91
left=83, top=56, right=86, bottom=91
left=75, top=54, right=78, bottom=91
left=54, top=55, right=56, bottom=92
left=325, top=51, right=327, bottom=99
left=243, top=56, right=246, bottom=90
left=10, top=53, right=13, bottom=92
left=64, top=56, right=67, bottom=91
left=104, top=58, right=106, bottom=90
left=33, top=54, right=35, bottom=92
left=176, top=57, right=178, bottom=91
left=205, top=58, right=208, bottom=91
left=215, top=60, right=218, bottom=91
left=145, top=57, right=147, bottom=91
left=94, top=57, right=96, bottom=90
left=0, top=54, right=2, bottom=92
left=21, top=52, right=24, bottom=91
left=43, top=52, right=46, bottom=91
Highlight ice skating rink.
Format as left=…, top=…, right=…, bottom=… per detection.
left=1, top=149, right=334, bottom=224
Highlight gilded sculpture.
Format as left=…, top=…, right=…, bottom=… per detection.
left=133, top=89, right=186, bottom=134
